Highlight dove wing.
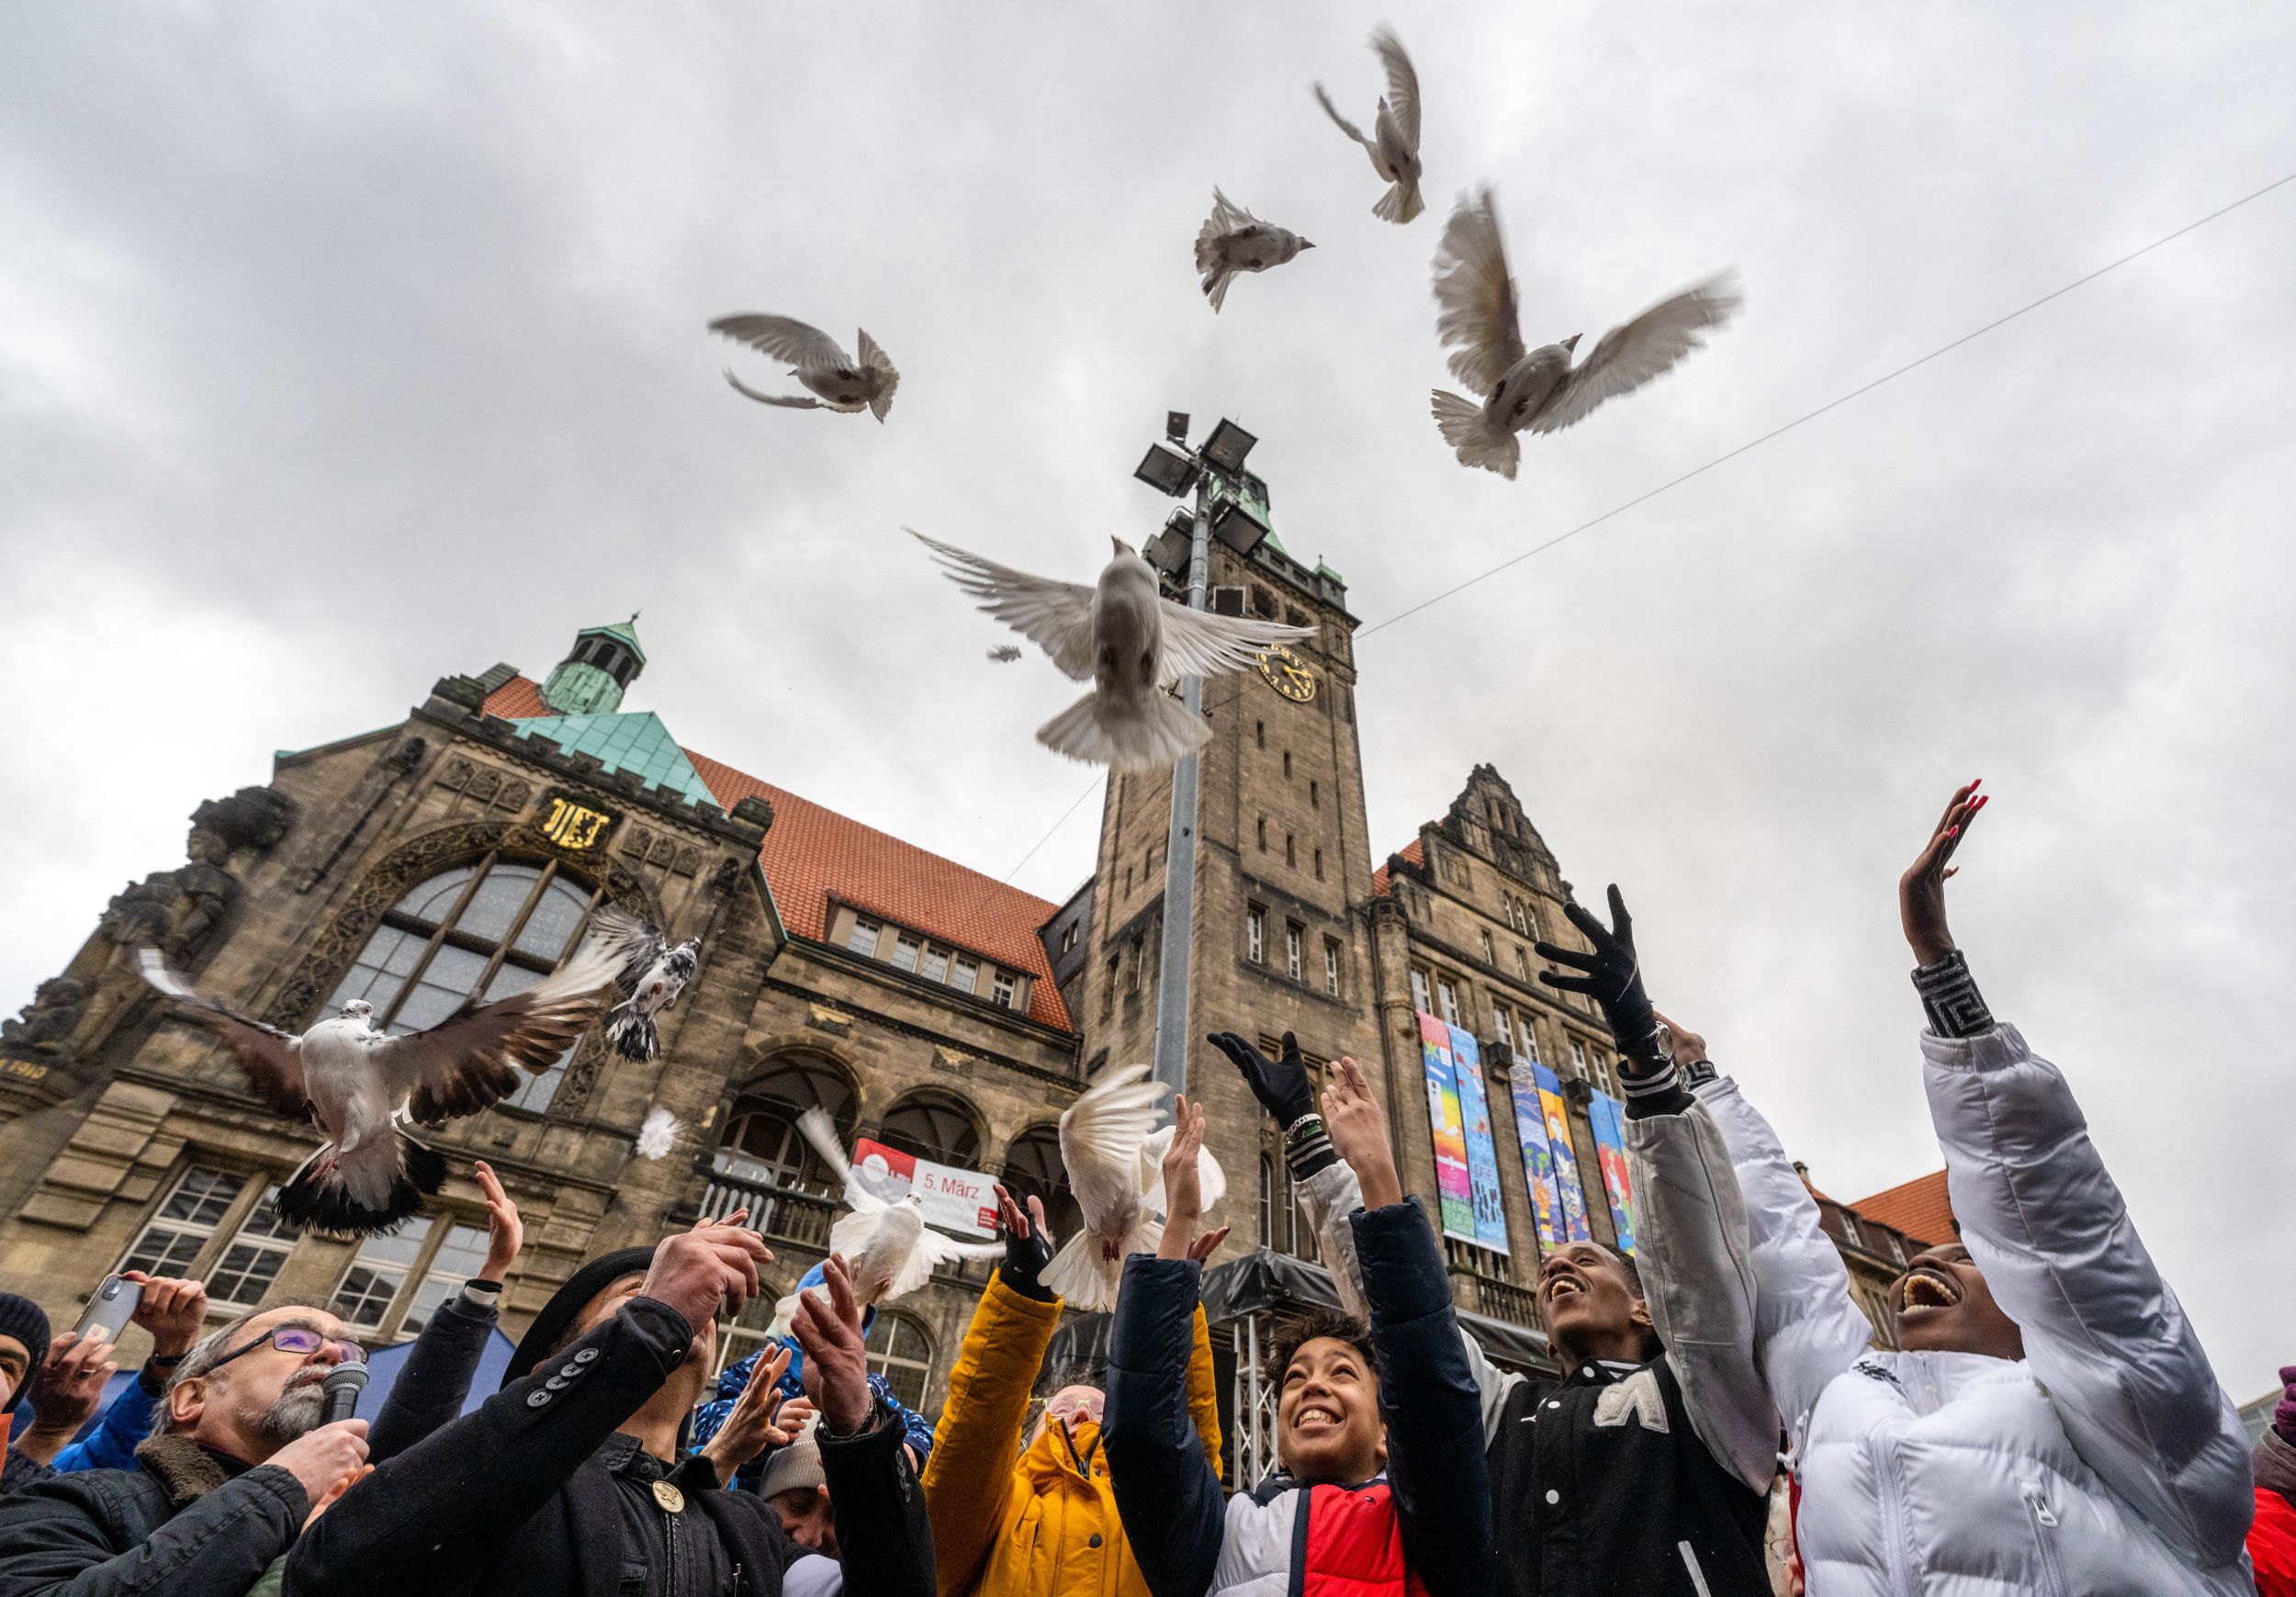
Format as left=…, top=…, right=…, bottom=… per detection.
left=911, top=529, right=1097, bottom=680
left=1533, top=269, right=1744, bottom=434
left=1431, top=187, right=1525, bottom=398
left=830, top=1207, right=886, bottom=1263
left=372, top=936, right=618, bottom=1125
left=722, top=370, right=823, bottom=409
left=1154, top=603, right=1316, bottom=682
left=796, top=1106, right=888, bottom=1213
left=584, top=905, right=665, bottom=1000
left=138, top=950, right=310, bottom=1117
left=1140, top=1125, right=1230, bottom=1217
left=707, top=314, right=852, bottom=371
left=1372, top=28, right=1421, bottom=148
left=1060, top=1064, right=1169, bottom=1231
left=1311, top=83, right=1373, bottom=148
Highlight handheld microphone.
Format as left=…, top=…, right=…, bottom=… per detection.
left=320, top=1365, right=368, bottom=1426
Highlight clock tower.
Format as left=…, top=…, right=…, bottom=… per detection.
left=1076, top=481, right=1397, bottom=1261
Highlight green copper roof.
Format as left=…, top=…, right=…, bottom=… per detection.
left=509, top=711, right=713, bottom=807
left=1313, top=557, right=1345, bottom=583
left=578, top=613, right=647, bottom=667
left=1262, top=531, right=1288, bottom=557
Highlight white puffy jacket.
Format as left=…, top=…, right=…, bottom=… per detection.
left=1701, top=1023, right=2254, bottom=1595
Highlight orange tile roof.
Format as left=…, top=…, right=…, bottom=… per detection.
left=1851, top=1169, right=1954, bottom=1247
left=1370, top=837, right=1426, bottom=897
left=482, top=679, right=1073, bottom=1031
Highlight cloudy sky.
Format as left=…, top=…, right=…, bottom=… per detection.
left=4, top=4, right=2290, bottom=1397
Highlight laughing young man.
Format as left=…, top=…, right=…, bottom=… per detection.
left=1689, top=783, right=2256, bottom=1594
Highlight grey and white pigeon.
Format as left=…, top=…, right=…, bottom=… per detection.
left=1194, top=190, right=1315, bottom=313
left=1429, top=186, right=1742, bottom=478
left=709, top=314, right=900, bottom=422
left=1039, top=1063, right=1226, bottom=1312
left=1313, top=27, right=1424, bottom=225
left=987, top=645, right=1023, bottom=664
left=912, top=529, right=1313, bottom=770
left=766, top=1108, right=1002, bottom=1334
left=139, top=938, right=623, bottom=1234
left=586, top=906, right=699, bottom=1063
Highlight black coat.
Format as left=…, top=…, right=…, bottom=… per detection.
left=0, top=1434, right=305, bottom=1597
left=285, top=1296, right=937, bottom=1597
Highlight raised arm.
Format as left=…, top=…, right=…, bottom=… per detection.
left=797, top=1255, right=939, bottom=1597
left=1902, top=783, right=2252, bottom=1571
left=368, top=1161, right=522, bottom=1462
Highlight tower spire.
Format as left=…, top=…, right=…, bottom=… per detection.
left=538, top=615, right=647, bottom=716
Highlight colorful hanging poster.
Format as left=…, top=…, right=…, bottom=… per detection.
left=1445, top=1024, right=1511, bottom=1253
left=1417, top=1011, right=1476, bottom=1242
left=1536, top=1063, right=1592, bottom=1243
left=1585, top=1091, right=1638, bottom=1254
left=1508, top=1054, right=1559, bottom=1247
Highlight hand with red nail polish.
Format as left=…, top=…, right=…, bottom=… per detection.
left=1901, top=782, right=1987, bottom=965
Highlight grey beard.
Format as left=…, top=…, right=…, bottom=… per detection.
left=250, top=1376, right=327, bottom=1446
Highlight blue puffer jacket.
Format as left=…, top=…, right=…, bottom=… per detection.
left=693, top=1349, right=934, bottom=1489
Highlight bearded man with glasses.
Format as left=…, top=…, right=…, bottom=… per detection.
left=0, top=1299, right=371, bottom=1597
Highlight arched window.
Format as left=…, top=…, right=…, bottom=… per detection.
left=865, top=1311, right=935, bottom=1411
left=324, top=858, right=602, bottom=1112
left=721, top=1055, right=856, bottom=1194
left=876, top=1090, right=981, bottom=1168
left=999, top=1126, right=1078, bottom=1241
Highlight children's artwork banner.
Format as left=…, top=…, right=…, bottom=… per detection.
left=1444, top=1024, right=1511, bottom=1253
left=1507, top=1054, right=1559, bottom=1248
left=1417, top=1011, right=1477, bottom=1242
left=1586, top=1091, right=1638, bottom=1254
left=1536, top=1063, right=1592, bottom=1243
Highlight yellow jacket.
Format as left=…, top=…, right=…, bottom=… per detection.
left=924, top=1268, right=1222, bottom=1597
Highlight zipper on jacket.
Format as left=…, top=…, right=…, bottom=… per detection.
left=2020, top=1481, right=2069, bottom=1597
left=1674, top=1540, right=1713, bottom=1597
left=1873, top=1437, right=1919, bottom=1594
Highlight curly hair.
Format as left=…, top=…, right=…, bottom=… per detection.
left=1266, top=1307, right=1377, bottom=1389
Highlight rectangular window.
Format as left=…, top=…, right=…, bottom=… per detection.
left=1493, top=1007, right=1514, bottom=1051
left=991, top=971, right=1018, bottom=1009
left=889, top=933, right=921, bottom=973
left=1515, top=945, right=1531, bottom=980
left=1103, top=957, right=1120, bottom=1017
left=118, top=1165, right=246, bottom=1278
left=1285, top=834, right=1296, bottom=867
left=1257, top=817, right=1267, bottom=852
left=846, top=917, right=883, bottom=956
left=1248, top=905, right=1266, bottom=964
left=1286, top=923, right=1304, bottom=981
left=1569, top=1039, right=1590, bottom=1080
left=952, top=956, right=980, bottom=995
left=1479, top=928, right=1495, bottom=963
left=333, top=1220, right=436, bottom=1332
left=1323, top=939, right=1341, bottom=996
left=1128, top=939, right=1144, bottom=993
left=1283, top=751, right=1292, bottom=780
left=1310, top=781, right=1320, bottom=809
left=1437, top=977, right=1462, bottom=1027
left=1255, top=720, right=1266, bottom=749
left=1409, top=966, right=1431, bottom=1013
left=920, top=945, right=951, bottom=984
left=1060, top=924, right=1077, bottom=952
left=397, top=1223, right=491, bottom=1336
left=1313, top=848, right=1324, bottom=881
left=207, top=1193, right=298, bottom=1308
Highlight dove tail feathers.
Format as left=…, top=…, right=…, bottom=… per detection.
left=1431, top=389, right=1520, bottom=479
left=604, top=1001, right=658, bottom=1062
left=1038, top=687, right=1210, bottom=773
left=1374, top=180, right=1424, bottom=225
left=1038, top=1214, right=1163, bottom=1313
left=275, top=1131, right=445, bottom=1238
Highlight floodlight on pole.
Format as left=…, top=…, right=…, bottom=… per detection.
left=1133, top=444, right=1197, bottom=499
left=1210, top=496, right=1271, bottom=557
left=1202, top=418, right=1257, bottom=473
left=1166, top=411, right=1191, bottom=444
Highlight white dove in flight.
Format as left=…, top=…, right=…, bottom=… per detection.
left=912, top=529, right=1313, bottom=771
left=586, top=906, right=700, bottom=1063
left=1313, top=27, right=1424, bottom=225
left=139, top=933, right=625, bottom=1234
left=1428, top=186, right=1742, bottom=479
left=764, top=1107, right=1003, bottom=1335
left=1194, top=190, right=1315, bottom=313
left=708, top=313, right=900, bottom=422
left=1039, top=1063, right=1225, bottom=1312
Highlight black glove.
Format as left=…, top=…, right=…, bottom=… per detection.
left=1208, top=1031, right=1315, bottom=1127
left=1535, top=884, right=1667, bottom=1074
left=1000, top=1198, right=1055, bottom=1301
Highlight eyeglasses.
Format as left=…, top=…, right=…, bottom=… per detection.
left=1045, top=1392, right=1104, bottom=1424
left=209, top=1324, right=366, bottom=1374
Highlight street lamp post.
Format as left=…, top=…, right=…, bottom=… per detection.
left=1132, top=415, right=1265, bottom=1100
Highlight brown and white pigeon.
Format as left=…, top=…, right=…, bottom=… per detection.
left=913, top=529, right=1313, bottom=770
left=1429, top=186, right=1742, bottom=478
left=585, top=906, right=699, bottom=1063
left=709, top=313, right=900, bottom=421
left=1194, top=190, right=1315, bottom=312
left=139, top=936, right=625, bottom=1234
left=1039, top=1063, right=1225, bottom=1312
left=1313, top=27, right=1424, bottom=225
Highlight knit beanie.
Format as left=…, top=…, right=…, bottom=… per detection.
left=0, top=1295, right=52, bottom=1413
left=758, top=1414, right=826, bottom=1501
left=501, top=1245, right=657, bottom=1389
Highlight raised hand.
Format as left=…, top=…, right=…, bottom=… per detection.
left=699, top=1343, right=794, bottom=1484
left=638, top=1222, right=772, bottom=1333
left=1321, top=1057, right=1402, bottom=1209
left=1154, top=1095, right=1225, bottom=1260
left=994, top=1183, right=1054, bottom=1296
left=1207, top=1030, right=1316, bottom=1126
left=1536, top=883, right=1666, bottom=1073
left=17, top=1332, right=118, bottom=1458
left=1901, top=781, right=1986, bottom=966
left=122, top=1270, right=208, bottom=1362
left=472, top=1161, right=523, bottom=1282
left=792, top=1254, right=872, bottom=1436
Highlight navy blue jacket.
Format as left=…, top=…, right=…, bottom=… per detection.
left=1103, top=1198, right=1492, bottom=1597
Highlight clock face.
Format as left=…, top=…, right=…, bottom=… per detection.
left=1256, top=643, right=1318, bottom=703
